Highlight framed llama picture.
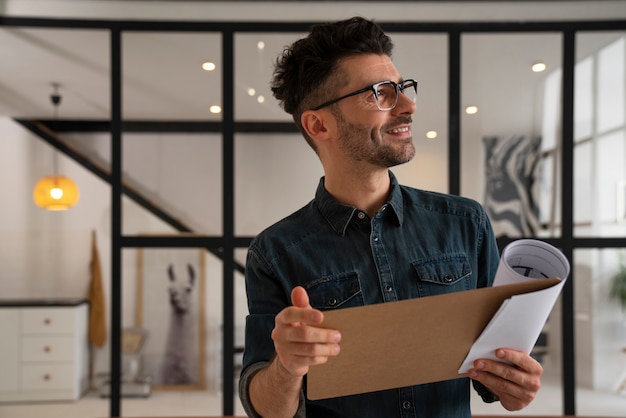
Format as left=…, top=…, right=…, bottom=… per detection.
left=135, top=248, right=206, bottom=390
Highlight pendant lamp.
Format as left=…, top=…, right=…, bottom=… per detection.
left=32, top=84, right=80, bottom=211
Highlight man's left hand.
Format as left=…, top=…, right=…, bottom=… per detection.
left=468, top=348, right=543, bottom=411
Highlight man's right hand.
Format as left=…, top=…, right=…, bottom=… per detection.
left=248, top=286, right=342, bottom=418
left=271, top=286, right=342, bottom=377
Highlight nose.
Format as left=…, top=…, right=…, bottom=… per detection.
left=393, top=91, right=416, bottom=115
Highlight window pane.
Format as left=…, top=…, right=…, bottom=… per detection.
left=0, top=27, right=110, bottom=118
left=538, top=154, right=562, bottom=236
left=574, top=248, right=626, bottom=416
left=234, top=33, right=304, bottom=121
left=576, top=32, right=626, bottom=239
left=575, top=57, right=594, bottom=141
left=391, top=34, right=449, bottom=193
left=597, top=37, right=625, bottom=133
left=462, top=33, right=562, bottom=238
left=122, top=133, right=223, bottom=235
left=574, top=141, right=592, bottom=228
left=541, top=69, right=562, bottom=152
left=595, top=130, right=626, bottom=236
left=122, top=247, right=230, bottom=413
left=123, top=32, right=222, bottom=120
left=234, top=133, right=321, bottom=236
left=234, top=246, right=248, bottom=402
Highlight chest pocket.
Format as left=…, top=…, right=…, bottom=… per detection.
left=305, top=272, right=364, bottom=311
left=411, top=254, right=472, bottom=297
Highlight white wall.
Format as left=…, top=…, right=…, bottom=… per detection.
left=3, top=0, right=626, bottom=22
left=2, top=0, right=626, bottom=401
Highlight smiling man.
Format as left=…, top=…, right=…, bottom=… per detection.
left=239, top=16, right=543, bottom=418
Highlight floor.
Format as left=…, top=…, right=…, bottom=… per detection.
left=1, top=376, right=625, bottom=417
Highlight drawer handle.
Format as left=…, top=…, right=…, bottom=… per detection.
left=44, top=318, right=52, bottom=326
left=44, top=346, right=51, bottom=353
left=43, top=374, right=51, bottom=381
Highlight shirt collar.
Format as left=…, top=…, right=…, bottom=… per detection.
left=314, top=171, right=404, bottom=236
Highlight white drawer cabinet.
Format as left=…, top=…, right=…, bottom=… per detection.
left=0, top=301, right=89, bottom=402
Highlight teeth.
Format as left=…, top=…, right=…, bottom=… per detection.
left=389, top=127, right=409, bottom=133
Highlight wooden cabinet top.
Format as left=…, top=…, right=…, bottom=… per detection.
left=0, top=298, right=88, bottom=308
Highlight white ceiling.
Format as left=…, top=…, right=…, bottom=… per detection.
left=0, top=1, right=625, bottom=139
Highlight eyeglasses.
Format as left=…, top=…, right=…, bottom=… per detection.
left=312, top=79, right=418, bottom=111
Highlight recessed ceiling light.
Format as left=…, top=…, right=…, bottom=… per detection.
left=465, top=106, right=478, bottom=115
left=532, top=62, right=547, bottom=72
left=257, top=96, right=265, bottom=104
left=202, top=61, right=216, bottom=71
left=426, top=130, right=438, bottom=139
left=257, top=41, right=265, bottom=50
left=209, top=105, right=222, bottom=114
left=247, top=88, right=256, bottom=96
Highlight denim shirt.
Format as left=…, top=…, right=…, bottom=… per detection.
left=240, top=171, right=501, bottom=418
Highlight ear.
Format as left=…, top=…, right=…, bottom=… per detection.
left=301, top=110, right=334, bottom=143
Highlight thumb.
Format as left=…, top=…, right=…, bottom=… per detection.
left=291, top=286, right=310, bottom=308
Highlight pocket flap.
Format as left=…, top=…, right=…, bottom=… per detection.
left=305, top=272, right=362, bottom=310
left=412, top=254, right=471, bottom=286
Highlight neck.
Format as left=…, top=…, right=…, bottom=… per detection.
left=323, top=168, right=390, bottom=217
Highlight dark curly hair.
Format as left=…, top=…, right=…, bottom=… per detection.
left=271, top=17, right=394, bottom=149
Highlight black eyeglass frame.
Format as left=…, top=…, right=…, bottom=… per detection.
left=311, top=79, right=418, bottom=111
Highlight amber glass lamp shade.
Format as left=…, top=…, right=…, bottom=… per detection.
left=33, top=175, right=80, bottom=210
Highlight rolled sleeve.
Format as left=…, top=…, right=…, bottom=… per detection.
left=472, top=379, right=500, bottom=403
left=239, top=361, right=306, bottom=418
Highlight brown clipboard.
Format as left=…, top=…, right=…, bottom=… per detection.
left=306, top=277, right=561, bottom=400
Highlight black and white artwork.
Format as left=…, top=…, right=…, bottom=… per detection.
left=136, top=248, right=205, bottom=389
left=483, top=135, right=542, bottom=237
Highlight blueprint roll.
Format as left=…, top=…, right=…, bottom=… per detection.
left=494, top=239, right=570, bottom=286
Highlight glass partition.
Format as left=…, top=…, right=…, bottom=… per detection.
left=0, top=27, right=110, bottom=119
left=122, top=133, right=223, bottom=236
left=234, top=246, right=249, bottom=412
left=575, top=32, right=626, bottom=238
left=234, top=133, right=321, bottom=236
left=573, top=248, right=626, bottom=415
left=461, top=33, right=562, bottom=239
left=122, top=32, right=222, bottom=120
left=234, top=33, right=304, bottom=122
left=390, top=34, right=449, bottom=193
left=121, top=247, right=228, bottom=415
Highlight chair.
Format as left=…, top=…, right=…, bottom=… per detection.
left=98, top=328, right=152, bottom=398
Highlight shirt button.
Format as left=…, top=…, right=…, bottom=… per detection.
left=373, top=236, right=379, bottom=241
left=357, top=212, right=365, bottom=219
left=444, top=275, right=453, bottom=282
left=328, top=298, right=338, bottom=306
left=402, top=401, right=411, bottom=409
left=384, top=285, right=393, bottom=292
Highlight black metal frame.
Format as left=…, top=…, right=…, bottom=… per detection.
left=2, top=15, right=626, bottom=417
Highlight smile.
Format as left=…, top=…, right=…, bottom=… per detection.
left=387, top=126, right=410, bottom=134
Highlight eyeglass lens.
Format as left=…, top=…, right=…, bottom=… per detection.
left=375, top=81, right=417, bottom=110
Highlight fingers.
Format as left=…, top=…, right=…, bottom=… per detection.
left=271, top=286, right=342, bottom=377
left=503, top=348, right=543, bottom=376
left=275, top=286, right=323, bottom=326
left=291, top=286, right=311, bottom=308
left=469, top=349, right=542, bottom=411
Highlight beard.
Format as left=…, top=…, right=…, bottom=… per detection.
left=334, top=111, right=416, bottom=168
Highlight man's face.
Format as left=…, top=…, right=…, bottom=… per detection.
left=331, top=54, right=417, bottom=169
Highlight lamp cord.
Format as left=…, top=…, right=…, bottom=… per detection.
left=50, top=84, right=61, bottom=178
